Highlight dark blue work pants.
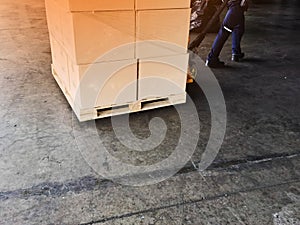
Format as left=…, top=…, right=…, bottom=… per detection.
left=207, top=5, right=245, bottom=62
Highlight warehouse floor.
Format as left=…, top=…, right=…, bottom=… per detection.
left=1, top=0, right=300, bottom=224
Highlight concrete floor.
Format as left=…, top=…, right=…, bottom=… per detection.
left=0, top=0, right=300, bottom=224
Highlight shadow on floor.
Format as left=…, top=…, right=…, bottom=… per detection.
left=242, top=57, right=266, bottom=63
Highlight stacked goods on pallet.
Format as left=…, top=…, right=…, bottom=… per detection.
left=45, top=0, right=191, bottom=121
left=45, top=0, right=137, bottom=118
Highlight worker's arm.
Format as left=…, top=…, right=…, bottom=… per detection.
left=240, top=0, right=249, bottom=11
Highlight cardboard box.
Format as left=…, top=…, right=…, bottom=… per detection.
left=135, top=0, right=191, bottom=10
left=60, top=11, right=135, bottom=65
left=138, top=54, right=189, bottom=100
left=45, top=0, right=64, bottom=43
left=136, top=9, right=191, bottom=59
left=68, top=58, right=138, bottom=109
left=49, top=34, right=137, bottom=110
left=49, top=35, right=70, bottom=91
left=54, top=0, right=134, bottom=12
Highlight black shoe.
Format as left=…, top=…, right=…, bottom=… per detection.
left=232, top=53, right=245, bottom=62
left=205, top=59, right=225, bottom=68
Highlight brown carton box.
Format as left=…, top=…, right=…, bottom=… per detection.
left=49, top=35, right=70, bottom=92
left=45, top=0, right=64, bottom=43
left=45, top=0, right=135, bottom=64
left=49, top=34, right=137, bottom=110
left=68, top=58, right=138, bottom=109
left=61, top=11, right=135, bottom=65
left=138, top=54, right=189, bottom=100
left=54, top=0, right=134, bottom=12
left=136, top=9, right=191, bottom=59
left=135, top=0, right=191, bottom=10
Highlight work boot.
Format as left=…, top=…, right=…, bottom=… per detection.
left=232, top=52, right=245, bottom=62
left=205, top=59, right=225, bottom=68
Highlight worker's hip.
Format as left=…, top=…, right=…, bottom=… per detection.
left=222, top=6, right=245, bottom=32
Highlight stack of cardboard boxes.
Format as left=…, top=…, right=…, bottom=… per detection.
left=45, top=0, right=191, bottom=121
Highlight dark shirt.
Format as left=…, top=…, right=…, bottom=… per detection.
left=228, top=0, right=248, bottom=11
left=228, top=0, right=242, bottom=7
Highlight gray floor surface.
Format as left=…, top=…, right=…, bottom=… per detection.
left=0, top=0, right=299, bottom=224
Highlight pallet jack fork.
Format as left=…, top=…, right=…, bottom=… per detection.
left=187, top=0, right=229, bottom=83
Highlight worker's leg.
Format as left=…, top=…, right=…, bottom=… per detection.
left=232, top=13, right=245, bottom=56
left=207, top=26, right=231, bottom=62
left=231, top=9, right=245, bottom=61
left=207, top=8, right=235, bottom=65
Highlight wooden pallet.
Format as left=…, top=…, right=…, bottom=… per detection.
left=51, top=65, right=187, bottom=122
